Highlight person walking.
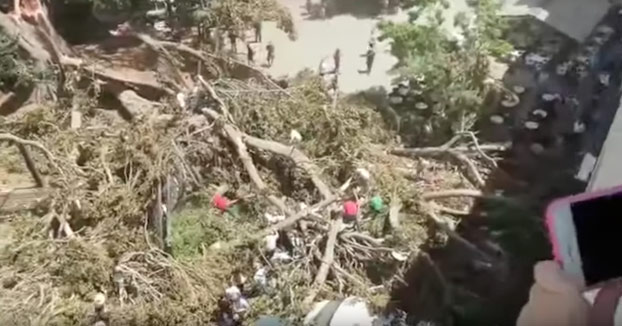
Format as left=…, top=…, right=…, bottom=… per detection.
left=253, top=21, right=262, bottom=43
left=247, top=43, right=255, bottom=64
left=333, top=48, right=341, bottom=73
left=363, top=42, right=376, bottom=74
left=266, top=42, right=275, bottom=66
left=215, top=28, right=225, bottom=52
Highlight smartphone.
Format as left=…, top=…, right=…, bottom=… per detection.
left=546, top=185, right=622, bottom=286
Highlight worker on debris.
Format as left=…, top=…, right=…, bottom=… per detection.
left=228, top=29, right=238, bottom=53
left=319, top=2, right=327, bottom=19
left=246, top=43, right=255, bottom=64
left=333, top=48, right=341, bottom=73
left=329, top=73, right=339, bottom=93
left=266, top=42, right=275, bottom=66
left=215, top=28, right=225, bottom=52
left=253, top=21, right=262, bottom=42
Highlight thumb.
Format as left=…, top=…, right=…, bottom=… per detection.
left=533, top=260, right=585, bottom=294
left=517, top=261, right=589, bottom=326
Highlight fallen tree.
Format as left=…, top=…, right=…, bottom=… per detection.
left=0, top=1, right=516, bottom=325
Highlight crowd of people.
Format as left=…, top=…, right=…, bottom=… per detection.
left=200, top=21, right=276, bottom=68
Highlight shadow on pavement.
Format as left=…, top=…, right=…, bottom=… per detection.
left=303, top=0, right=412, bottom=20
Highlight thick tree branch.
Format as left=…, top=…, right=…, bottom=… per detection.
left=212, top=115, right=293, bottom=215
left=390, top=142, right=510, bottom=157
left=448, top=149, right=485, bottom=187
left=0, top=133, right=61, bottom=175
left=157, top=39, right=289, bottom=95
left=266, top=196, right=337, bottom=234
left=243, top=135, right=333, bottom=200
left=419, top=201, right=491, bottom=261
left=17, top=144, right=46, bottom=187
left=421, top=189, right=484, bottom=200
left=61, top=58, right=174, bottom=100
left=203, top=109, right=333, bottom=200
left=304, top=217, right=342, bottom=306
left=197, top=75, right=232, bottom=121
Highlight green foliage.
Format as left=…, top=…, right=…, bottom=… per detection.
left=229, top=75, right=393, bottom=194
left=63, top=0, right=295, bottom=38
left=195, top=0, right=295, bottom=38
left=481, top=198, right=550, bottom=263
left=378, top=0, right=511, bottom=145
left=171, top=203, right=260, bottom=259
left=0, top=33, right=41, bottom=90
left=463, top=0, right=513, bottom=58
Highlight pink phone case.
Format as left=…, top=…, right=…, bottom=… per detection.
left=545, top=185, right=622, bottom=263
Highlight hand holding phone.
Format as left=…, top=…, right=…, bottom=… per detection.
left=546, top=186, right=622, bottom=286
left=546, top=186, right=622, bottom=324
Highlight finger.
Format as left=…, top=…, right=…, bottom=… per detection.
left=534, top=261, right=585, bottom=294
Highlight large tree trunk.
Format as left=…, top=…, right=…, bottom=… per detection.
left=0, top=0, right=74, bottom=109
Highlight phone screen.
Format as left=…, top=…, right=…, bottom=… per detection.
left=571, top=190, right=622, bottom=285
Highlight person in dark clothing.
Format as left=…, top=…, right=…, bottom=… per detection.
left=247, top=43, right=255, bottom=64
left=253, top=21, right=262, bottom=42
left=228, top=30, right=237, bottom=53
left=333, top=48, right=341, bottom=73
left=363, top=45, right=375, bottom=74
left=266, top=42, right=275, bottom=66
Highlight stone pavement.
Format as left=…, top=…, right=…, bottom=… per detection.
left=242, top=0, right=612, bottom=94
left=249, top=0, right=409, bottom=93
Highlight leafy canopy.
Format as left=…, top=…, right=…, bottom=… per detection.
left=378, top=0, right=511, bottom=144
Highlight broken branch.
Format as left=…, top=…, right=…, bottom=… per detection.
left=203, top=108, right=333, bottom=200
left=243, top=135, right=333, bottom=200
left=388, top=198, right=402, bottom=229
left=304, top=217, right=342, bottom=306
left=448, top=150, right=485, bottom=187
left=390, top=142, right=509, bottom=157
left=419, top=201, right=491, bottom=261
left=17, top=144, right=46, bottom=187
left=208, top=111, right=292, bottom=216
left=421, top=189, right=484, bottom=200
left=0, top=133, right=62, bottom=176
